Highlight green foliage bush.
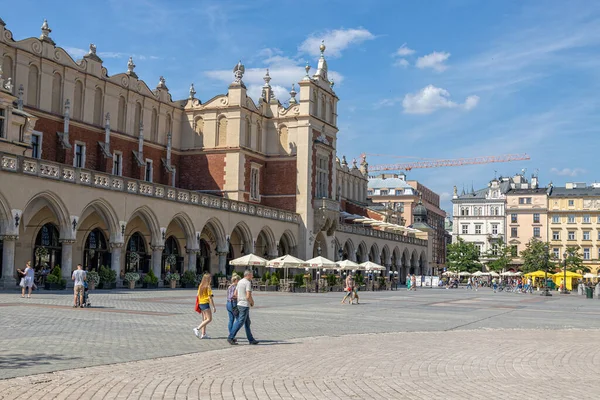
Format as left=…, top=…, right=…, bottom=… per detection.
left=270, top=274, right=279, bottom=285
left=98, top=265, right=116, bottom=284
left=143, top=269, right=159, bottom=284
left=181, top=270, right=197, bottom=285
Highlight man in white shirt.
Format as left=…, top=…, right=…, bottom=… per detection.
left=227, top=270, right=258, bottom=345
left=72, top=264, right=87, bottom=308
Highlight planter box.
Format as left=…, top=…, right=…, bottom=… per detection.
left=98, top=282, right=116, bottom=289
left=88, top=282, right=96, bottom=291
left=126, top=281, right=136, bottom=290
left=295, top=287, right=307, bottom=293
left=180, top=282, right=196, bottom=288
left=143, top=282, right=158, bottom=289
left=44, top=282, right=65, bottom=290
left=266, top=285, right=279, bottom=291
left=169, top=280, right=177, bottom=289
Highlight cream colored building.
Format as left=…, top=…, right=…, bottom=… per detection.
left=0, top=18, right=430, bottom=288
left=548, top=183, right=600, bottom=274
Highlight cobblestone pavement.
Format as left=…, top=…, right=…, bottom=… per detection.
left=1, top=287, right=600, bottom=399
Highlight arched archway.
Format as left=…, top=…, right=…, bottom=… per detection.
left=381, top=245, right=390, bottom=267
left=197, top=239, right=211, bottom=274
left=198, top=218, right=226, bottom=275
left=369, top=243, right=380, bottom=263
left=256, top=226, right=276, bottom=259
left=0, top=193, right=11, bottom=281
left=33, top=223, right=61, bottom=270
left=125, top=232, right=149, bottom=273
left=419, top=250, right=427, bottom=275
left=229, top=222, right=252, bottom=275
left=342, top=239, right=355, bottom=261
left=312, top=232, right=328, bottom=258
left=356, top=242, right=368, bottom=263
left=410, top=249, right=419, bottom=275
left=278, top=230, right=297, bottom=257
left=162, top=236, right=182, bottom=275
left=165, top=213, right=195, bottom=274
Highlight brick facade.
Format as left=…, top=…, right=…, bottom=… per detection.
left=262, top=159, right=297, bottom=212
left=178, top=152, right=226, bottom=192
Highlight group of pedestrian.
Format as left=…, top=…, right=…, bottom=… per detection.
left=17, top=261, right=35, bottom=298
left=193, top=270, right=258, bottom=345
left=341, top=273, right=359, bottom=304
left=406, top=274, right=417, bottom=291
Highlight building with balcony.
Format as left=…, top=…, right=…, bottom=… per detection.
left=547, top=183, right=600, bottom=274
left=0, top=18, right=430, bottom=287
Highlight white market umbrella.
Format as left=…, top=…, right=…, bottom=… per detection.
left=458, top=271, right=471, bottom=277
left=489, top=271, right=500, bottom=277
left=229, top=253, right=268, bottom=267
left=442, top=271, right=456, bottom=276
left=583, top=273, right=596, bottom=279
left=472, top=271, right=484, bottom=277
left=337, top=259, right=361, bottom=271
left=514, top=271, right=523, bottom=276
left=500, top=271, right=514, bottom=277
left=267, top=254, right=308, bottom=281
left=360, top=261, right=386, bottom=272
left=305, top=256, right=338, bottom=270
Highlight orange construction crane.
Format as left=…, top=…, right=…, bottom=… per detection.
left=363, top=153, right=530, bottom=172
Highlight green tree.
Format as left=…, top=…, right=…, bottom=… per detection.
left=446, top=238, right=481, bottom=273
left=520, top=238, right=554, bottom=273
left=485, top=238, right=514, bottom=273
left=564, top=246, right=588, bottom=273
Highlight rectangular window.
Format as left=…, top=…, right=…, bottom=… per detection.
left=315, top=154, right=329, bottom=199
left=31, top=133, right=42, bottom=159
left=584, top=248, right=590, bottom=260
left=533, top=227, right=540, bottom=237
left=380, top=190, right=388, bottom=196
left=533, top=213, right=540, bottom=223
left=145, top=159, right=153, bottom=182
left=583, top=215, right=591, bottom=223
left=475, top=244, right=482, bottom=255
left=568, top=231, right=575, bottom=240
left=511, top=227, right=518, bottom=237
left=0, top=108, right=5, bottom=138
left=553, top=248, right=560, bottom=259
left=552, top=231, right=560, bottom=240
left=519, top=197, right=524, bottom=204
left=74, top=143, right=85, bottom=168
left=475, top=224, right=482, bottom=234
left=461, top=224, right=468, bottom=235
left=583, top=231, right=590, bottom=240
left=367, top=190, right=373, bottom=196
left=511, top=245, right=518, bottom=257
left=250, top=167, right=260, bottom=201
left=568, top=199, right=574, bottom=206
left=552, top=215, right=560, bottom=224
left=395, top=189, right=403, bottom=195
left=597, top=215, right=600, bottom=224
left=511, top=214, right=517, bottom=223
left=492, top=224, right=498, bottom=235
left=112, top=151, right=122, bottom=176
left=568, top=215, right=575, bottom=223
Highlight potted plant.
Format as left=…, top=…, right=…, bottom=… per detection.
left=87, top=271, right=100, bottom=290
left=267, top=274, right=279, bottom=291
left=143, top=269, right=159, bottom=289
left=44, top=266, right=65, bottom=290
left=124, top=272, right=141, bottom=289
left=180, top=271, right=198, bottom=288
left=98, top=266, right=117, bottom=289
left=294, top=274, right=305, bottom=293
left=327, top=274, right=338, bottom=292
left=165, top=272, right=180, bottom=289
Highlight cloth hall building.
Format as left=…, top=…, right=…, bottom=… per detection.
left=0, top=18, right=431, bottom=288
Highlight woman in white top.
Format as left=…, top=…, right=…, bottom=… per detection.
left=20, top=261, right=35, bottom=298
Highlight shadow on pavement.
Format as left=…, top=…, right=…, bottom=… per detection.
left=0, top=353, right=81, bottom=370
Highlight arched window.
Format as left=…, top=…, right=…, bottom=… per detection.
left=150, top=108, right=158, bottom=142
left=93, top=87, right=103, bottom=126
left=312, top=90, right=318, bottom=115
left=256, top=122, right=262, bottom=152
left=126, top=232, right=149, bottom=273
left=51, top=73, right=62, bottom=114
left=319, top=95, right=326, bottom=120
left=278, top=125, right=288, bottom=155
left=162, top=236, right=182, bottom=276
left=27, top=64, right=39, bottom=107
left=117, top=96, right=127, bottom=133
left=196, top=239, right=211, bottom=274
left=73, top=80, right=84, bottom=120
left=217, top=116, right=227, bottom=147
left=33, top=223, right=61, bottom=269
left=194, top=117, right=204, bottom=147
left=165, top=113, right=172, bottom=145
left=325, top=99, right=331, bottom=123
left=245, top=118, right=251, bottom=148
left=2, top=56, right=13, bottom=89
left=83, top=228, right=109, bottom=271
left=133, top=102, right=142, bottom=136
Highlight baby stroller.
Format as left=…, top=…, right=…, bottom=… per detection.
left=76, top=281, right=91, bottom=308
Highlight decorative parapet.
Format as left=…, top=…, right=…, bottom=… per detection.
left=337, top=223, right=428, bottom=247
left=0, top=152, right=300, bottom=224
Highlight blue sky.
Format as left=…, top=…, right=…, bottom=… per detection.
left=3, top=0, right=599, bottom=213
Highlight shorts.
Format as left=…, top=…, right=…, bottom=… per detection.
left=199, top=303, right=210, bottom=311
left=74, top=285, right=84, bottom=295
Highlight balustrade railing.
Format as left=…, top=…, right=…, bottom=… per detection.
left=337, top=223, right=427, bottom=246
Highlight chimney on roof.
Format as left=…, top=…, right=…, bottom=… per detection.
left=565, top=182, right=574, bottom=189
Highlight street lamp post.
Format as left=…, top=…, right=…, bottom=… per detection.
left=561, top=251, right=570, bottom=294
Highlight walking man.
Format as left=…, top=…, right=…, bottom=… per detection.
left=72, top=264, right=87, bottom=308
left=227, top=270, right=258, bottom=345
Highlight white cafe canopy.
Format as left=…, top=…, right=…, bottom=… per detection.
left=472, top=271, right=487, bottom=276
left=337, top=259, right=361, bottom=270
left=229, top=253, right=268, bottom=267
left=267, top=254, right=308, bottom=269
left=360, top=261, right=386, bottom=271
left=489, top=271, right=500, bottom=277
left=583, top=273, right=597, bottom=279
left=442, top=271, right=456, bottom=276
left=500, top=271, right=514, bottom=276
left=305, top=256, right=338, bottom=269
left=458, top=271, right=471, bottom=277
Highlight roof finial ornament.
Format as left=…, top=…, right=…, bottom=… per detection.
left=314, top=40, right=329, bottom=81
left=40, top=19, right=55, bottom=44
left=232, top=60, right=245, bottom=87
left=288, top=83, right=298, bottom=104
left=89, top=43, right=97, bottom=55
left=263, top=68, right=271, bottom=85
left=126, top=57, right=138, bottom=78
left=189, top=83, right=196, bottom=100
left=352, top=158, right=358, bottom=169
left=342, top=155, right=348, bottom=168
left=303, top=62, right=311, bottom=81
left=329, top=79, right=335, bottom=88
left=157, top=76, right=168, bottom=90
left=320, top=40, right=326, bottom=56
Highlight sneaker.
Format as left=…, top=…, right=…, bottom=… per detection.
left=249, top=340, right=259, bottom=345
left=200, top=334, right=210, bottom=339
left=227, top=338, right=238, bottom=345
left=193, top=328, right=200, bottom=338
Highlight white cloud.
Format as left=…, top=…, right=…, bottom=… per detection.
left=393, top=58, right=410, bottom=68
left=374, top=97, right=402, bottom=108
left=439, top=192, right=452, bottom=202
left=550, top=167, right=587, bottom=177
left=64, top=47, right=158, bottom=61
left=395, top=43, right=415, bottom=57
left=299, top=28, right=375, bottom=58
left=416, top=51, right=451, bottom=72
left=402, top=85, right=479, bottom=114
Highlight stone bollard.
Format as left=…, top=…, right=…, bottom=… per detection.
left=595, top=283, right=600, bottom=299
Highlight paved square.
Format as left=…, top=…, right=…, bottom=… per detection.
left=1, top=287, right=600, bottom=399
